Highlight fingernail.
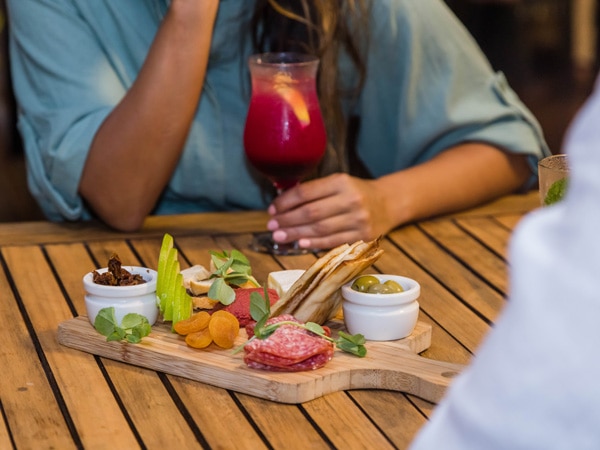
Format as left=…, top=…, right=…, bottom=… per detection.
left=272, top=230, right=287, bottom=242
left=268, top=204, right=277, bottom=215
left=298, top=238, right=311, bottom=248
left=267, top=219, right=279, bottom=231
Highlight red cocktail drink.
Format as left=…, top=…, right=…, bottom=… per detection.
left=243, top=52, right=326, bottom=254
left=244, top=84, right=326, bottom=191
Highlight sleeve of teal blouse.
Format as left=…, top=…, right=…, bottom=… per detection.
left=356, top=0, right=550, bottom=189
left=7, top=0, right=126, bottom=221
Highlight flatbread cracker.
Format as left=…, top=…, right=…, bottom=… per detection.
left=270, top=242, right=352, bottom=317
left=293, top=247, right=383, bottom=323
left=269, top=238, right=383, bottom=324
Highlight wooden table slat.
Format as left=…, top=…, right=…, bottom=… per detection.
left=418, top=220, right=510, bottom=295
left=302, top=394, right=397, bottom=449
left=349, top=390, right=428, bottom=448
left=235, top=394, right=333, bottom=450
left=0, top=259, right=78, bottom=449
left=0, top=415, right=13, bottom=450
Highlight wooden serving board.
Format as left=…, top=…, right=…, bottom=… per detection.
left=57, top=316, right=463, bottom=404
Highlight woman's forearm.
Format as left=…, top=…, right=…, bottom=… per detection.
left=375, top=143, right=533, bottom=229
left=267, top=143, right=533, bottom=251
left=80, top=1, right=220, bottom=231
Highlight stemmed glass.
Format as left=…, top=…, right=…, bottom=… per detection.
left=244, top=52, right=327, bottom=255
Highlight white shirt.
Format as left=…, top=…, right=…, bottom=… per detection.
left=410, top=75, right=600, bottom=449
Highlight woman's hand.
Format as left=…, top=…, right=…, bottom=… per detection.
left=267, top=173, right=396, bottom=250
left=267, top=144, right=532, bottom=250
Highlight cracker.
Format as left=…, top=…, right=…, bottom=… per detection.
left=269, top=238, right=383, bottom=324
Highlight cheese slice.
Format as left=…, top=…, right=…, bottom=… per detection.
left=181, top=265, right=212, bottom=295
left=267, top=269, right=305, bottom=298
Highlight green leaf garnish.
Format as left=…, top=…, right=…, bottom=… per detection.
left=208, top=278, right=236, bottom=306
left=93, top=307, right=151, bottom=343
left=247, top=287, right=272, bottom=339
left=211, top=249, right=252, bottom=275
left=121, top=312, right=146, bottom=329
left=249, top=289, right=270, bottom=322
left=336, top=331, right=367, bottom=358
left=211, top=254, right=234, bottom=277
left=94, top=307, right=119, bottom=336
left=206, top=249, right=260, bottom=305
left=156, top=233, right=192, bottom=330
left=544, top=177, right=568, bottom=206
left=233, top=289, right=367, bottom=357
left=304, top=322, right=325, bottom=335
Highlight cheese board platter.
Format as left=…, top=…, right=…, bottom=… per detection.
left=58, top=316, right=463, bottom=404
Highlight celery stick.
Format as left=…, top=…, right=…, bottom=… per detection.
left=171, top=272, right=192, bottom=330
left=157, top=233, right=173, bottom=296
left=162, top=248, right=177, bottom=321
left=155, top=233, right=195, bottom=330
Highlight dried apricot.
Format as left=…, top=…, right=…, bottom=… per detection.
left=208, top=310, right=239, bottom=349
left=185, top=328, right=213, bottom=349
left=174, top=311, right=211, bottom=335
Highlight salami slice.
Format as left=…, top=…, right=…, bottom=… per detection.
left=244, top=315, right=334, bottom=372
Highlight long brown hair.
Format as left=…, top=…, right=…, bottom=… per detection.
left=250, top=0, right=370, bottom=175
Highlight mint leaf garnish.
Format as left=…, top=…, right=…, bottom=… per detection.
left=336, top=331, right=367, bottom=357
left=208, top=278, right=236, bottom=306
left=208, top=249, right=260, bottom=303
left=544, top=177, right=568, bottom=206
left=93, top=307, right=151, bottom=343
left=249, top=289, right=270, bottom=322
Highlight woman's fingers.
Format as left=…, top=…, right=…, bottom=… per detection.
left=268, top=173, right=392, bottom=248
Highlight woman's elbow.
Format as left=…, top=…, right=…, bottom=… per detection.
left=84, top=194, right=149, bottom=232
left=105, top=212, right=147, bottom=232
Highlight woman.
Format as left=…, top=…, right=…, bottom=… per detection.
left=6, top=0, right=548, bottom=249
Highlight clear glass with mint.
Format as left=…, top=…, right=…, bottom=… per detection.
left=538, top=154, right=569, bottom=206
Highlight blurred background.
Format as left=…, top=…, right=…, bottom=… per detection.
left=0, top=0, right=596, bottom=222
left=447, top=0, right=597, bottom=153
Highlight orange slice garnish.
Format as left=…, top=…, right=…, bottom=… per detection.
left=273, top=73, right=310, bottom=126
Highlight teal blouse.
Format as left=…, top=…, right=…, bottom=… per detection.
left=6, top=0, right=549, bottom=222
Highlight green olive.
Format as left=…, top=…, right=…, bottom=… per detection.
left=367, top=283, right=395, bottom=294
left=351, top=275, right=380, bottom=292
left=384, top=280, right=404, bottom=293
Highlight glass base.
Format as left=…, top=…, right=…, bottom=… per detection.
left=250, top=232, right=316, bottom=256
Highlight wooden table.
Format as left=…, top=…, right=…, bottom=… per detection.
left=0, top=191, right=539, bottom=449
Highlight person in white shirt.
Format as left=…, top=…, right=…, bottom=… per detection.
left=410, top=75, right=600, bottom=449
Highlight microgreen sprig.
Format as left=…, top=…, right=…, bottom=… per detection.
left=207, top=250, right=260, bottom=305
left=93, top=307, right=151, bottom=344
left=234, top=287, right=367, bottom=357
